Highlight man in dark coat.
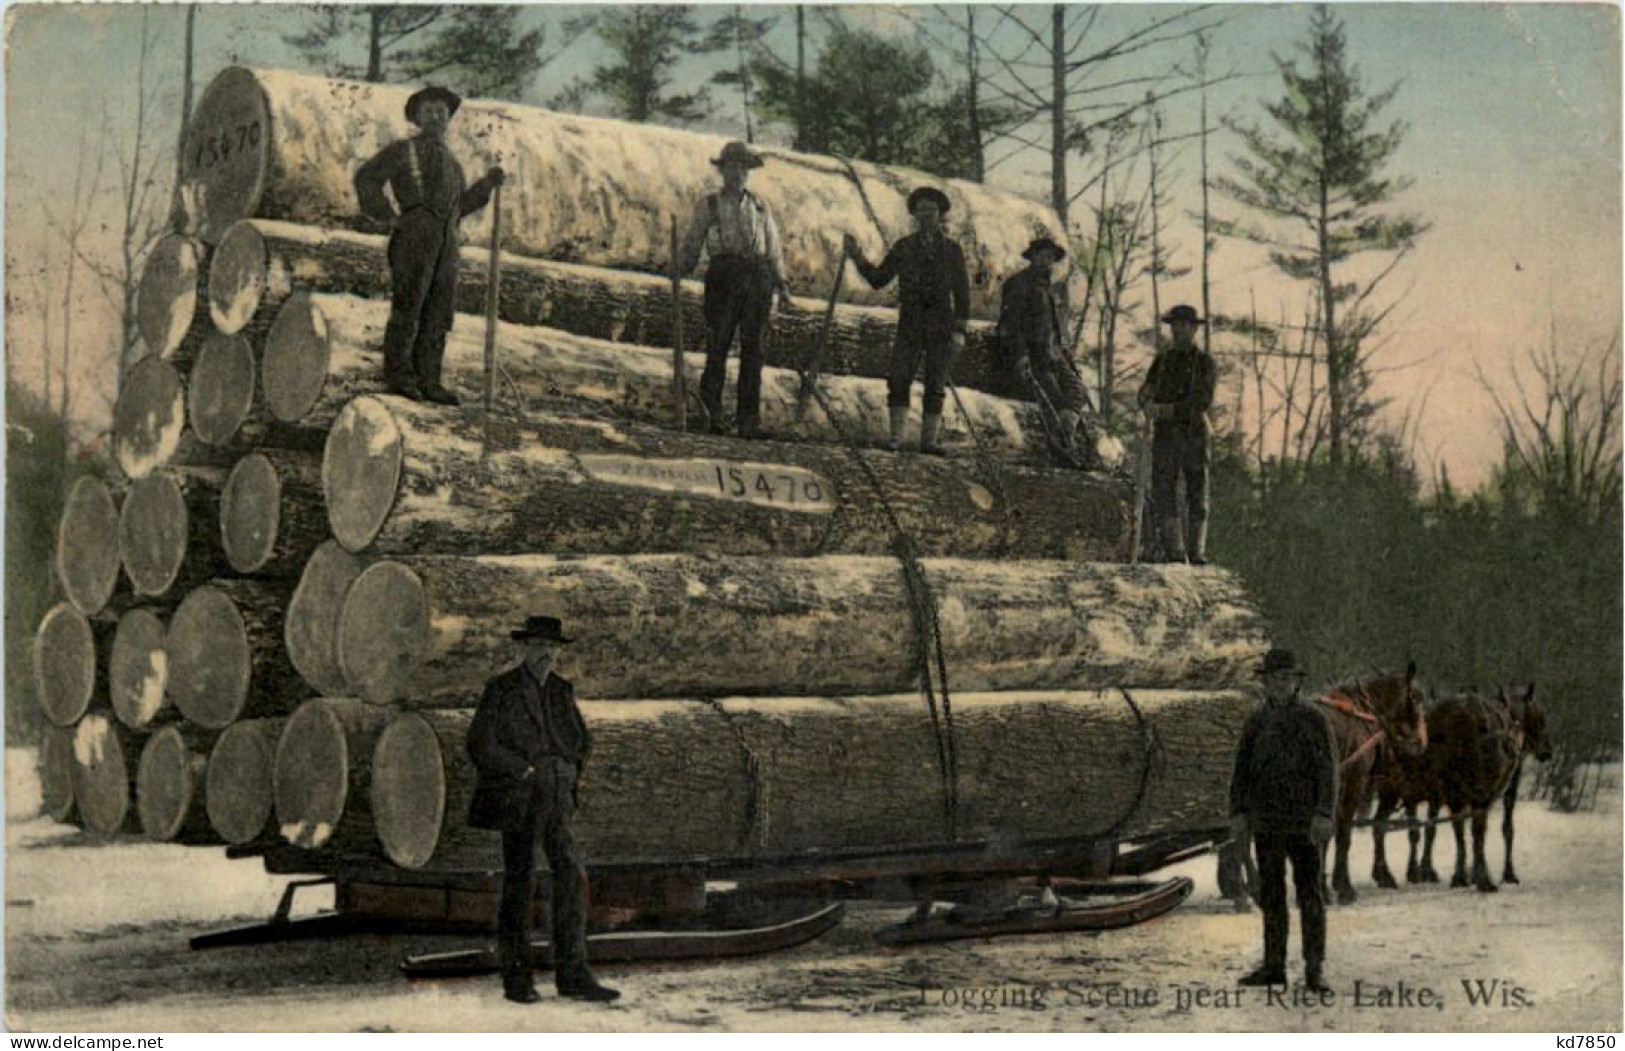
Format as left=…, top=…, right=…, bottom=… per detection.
left=1137, top=304, right=1217, bottom=563
left=843, top=187, right=971, bottom=455
left=467, top=615, right=619, bottom=1005
left=678, top=140, right=791, bottom=439
left=354, top=84, right=505, bottom=405
left=997, top=235, right=1098, bottom=466
left=1229, top=648, right=1338, bottom=992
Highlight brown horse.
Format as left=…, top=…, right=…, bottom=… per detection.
left=1313, top=663, right=1429, bottom=905
left=1496, top=683, right=1554, bottom=885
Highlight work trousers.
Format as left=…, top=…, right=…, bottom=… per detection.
left=1029, top=351, right=1090, bottom=416
left=1253, top=831, right=1327, bottom=971
left=497, top=757, right=590, bottom=988
left=383, top=209, right=459, bottom=389
left=1150, top=430, right=1209, bottom=559
left=700, top=255, right=776, bottom=432
left=889, top=313, right=957, bottom=415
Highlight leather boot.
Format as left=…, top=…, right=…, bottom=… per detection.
left=920, top=413, right=945, bottom=455
left=1156, top=517, right=1188, bottom=564
left=1187, top=512, right=1210, bottom=565
left=886, top=407, right=907, bottom=452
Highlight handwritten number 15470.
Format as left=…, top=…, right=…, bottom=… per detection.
left=193, top=121, right=262, bottom=172
left=712, top=465, right=825, bottom=505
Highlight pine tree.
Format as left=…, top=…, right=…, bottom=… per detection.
left=556, top=6, right=715, bottom=124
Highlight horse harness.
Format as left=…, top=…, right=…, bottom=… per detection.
left=1315, top=684, right=1402, bottom=771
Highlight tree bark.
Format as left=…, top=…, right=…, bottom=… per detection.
left=187, top=331, right=258, bottom=446
left=32, top=602, right=110, bottom=727
left=285, top=541, right=365, bottom=697
left=205, top=717, right=286, bottom=845
left=135, top=233, right=210, bottom=362
left=367, top=689, right=1249, bottom=872
left=321, top=395, right=1129, bottom=560
left=273, top=698, right=391, bottom=852
left=335, top=554, right=1268, bottom=705
left=166, top=580, right=305, bottom=729
left=136, top=724, right=216, bottom=843
left=220, top=450, right=328, bottom=576
left=73, top=713, right=145, bottom=836
left=56, top=476, right=124, bottom=618
left=109, top=607, right=169, bottom=729
left=40, top=723, right=78, bottom=823
left=117, top=467, right=228, bottom=597
left=112, top=356, right=187, bottom=480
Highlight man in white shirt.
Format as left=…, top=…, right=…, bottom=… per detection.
left=679, top=141, right=791, bottom=439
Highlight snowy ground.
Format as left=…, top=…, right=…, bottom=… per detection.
left=5, top=751, right=1620, bottom=1033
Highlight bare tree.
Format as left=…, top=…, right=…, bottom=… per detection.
left=41, top=131, right=108, bottom=419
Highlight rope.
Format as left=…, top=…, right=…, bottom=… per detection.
left=1097, top=687, right=1162, bottom=838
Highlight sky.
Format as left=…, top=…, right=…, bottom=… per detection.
left=3, top=2, right=1620, bottom=488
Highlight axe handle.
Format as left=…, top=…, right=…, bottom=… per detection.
left=795, top=255, right=846, bottom=422
left=482, top=183, right=502, bottom=418
left=670, top=216, right=687, bottom=430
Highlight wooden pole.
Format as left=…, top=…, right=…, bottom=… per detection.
left=670, top=215, right=687, bottom=431
left=795, top=252, right=848, bottom=422
left=482, top=183, right=502, bottom=422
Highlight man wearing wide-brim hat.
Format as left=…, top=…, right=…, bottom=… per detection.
left=842, top=186, right=971, bottom=454
left=1136, top=304, right=1217, bottom=563
left=467, top=615, right=619, bottom=1004
left=1228, top=648, right=1338, bottom=993
left=997, top=235, right=1100, bottom=467
left=354, top=84, right=506, bottom=405
left=677, top=140, right=791, bottom=439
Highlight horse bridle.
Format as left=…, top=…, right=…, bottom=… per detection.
left=1315, top=681, right=1424, bottom=770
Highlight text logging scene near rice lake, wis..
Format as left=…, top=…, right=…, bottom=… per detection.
left=3, top=1, right=1620, bottom=1036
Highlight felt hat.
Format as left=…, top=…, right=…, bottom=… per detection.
left=907, top=186, right=952, bottom=216
left=712, top=141, right=765, bottom=169
left=510, top=615, right=574, bottom=644
left=405, top=84, right=463, bottom=125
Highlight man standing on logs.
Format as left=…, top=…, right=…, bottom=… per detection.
left=467, top=615, right=619, bottom=1005
left=354, top=84, right=506, bottom=405
left=1229, top=648, right=1337, bottom=993
left=679, top=140, right=791, bottom=439
left=1136, top=304, right=1217, bottom=563
left=997, top=236, right=1099, bottom=468
left=843, top=187, right=971, bottom=455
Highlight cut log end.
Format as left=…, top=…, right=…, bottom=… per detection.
left=285, top=540, right=364, bottom=696
left=206, top=719, right=280, bottom=844
left=262, top=292, right=330, bottom=422
left=188, top=332, right=257, bottom=445
left=222, top=453, right=282, bottom=574
left=273, top=699, right=353, bottom=850
left=110, top=608, right=168, bottom=729
left=178, top=66, right=272, bottom=245
left=33, top=602, right=96, bottom=727
left=323, top=396, right=404, bottom=552
left=73, top=714, right=134, bottom=836
left=137, top=726, right=208, bottom=842
left=167, top=586, right=251, bottom=729
left=136, top=234, right=204, bottom=358
left=208, top=220, right=270, bottom=333
left=118, top=473, right=188, bottom=596
left=56, top=475, right=122, bottom=616
left=371, top=713, right=447, bottom=869
left=337, top=560, right=428, bottom=705
left=113, top=357, right=186, bottom=480
left=40, top=724, right=78, bottom=823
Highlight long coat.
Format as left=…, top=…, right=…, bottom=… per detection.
left=466, top=665, right=591, bottom=831
left=1229, top=696, right=1339, bottom=834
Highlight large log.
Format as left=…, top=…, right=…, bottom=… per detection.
left=285, top=292, right=1046, bottom=452
left=273, top=698, right=391, bottom=851
left=32, top=602, right=106, bottom=727
left=187, top=331, right=258, bottom=446
left=135, top=234, right=210, bottom=362
left=320, top=395, right=1129, bottom=561
left=55, top=475, right=123, bottom=616
left=117, top=468, right=228, bottom=597
left=285, top=541, right=364, bottom=697
left=40, top=723, right=78, bottom=823
left=166, top=580, right=306, bottom=729
left=220, top=451, right=327, bottom=576
left=109, top=608, right=168, bottom=729
left=214, top=221, right=1026, bottom=400
left=205, top=717, right=285, bottom=845
left=112, top=356, right=186, bottom=480
left=335, top=555, right=1269, bottom=705
left=367, top=690, right=1249, bottom=872
left=178, top=68, right=1065, bottom=319
left=73, top=713, right=144, bottom=836
left=136, top=725, right=215, bottom=843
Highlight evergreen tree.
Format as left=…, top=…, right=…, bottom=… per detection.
left=555, top=6, right=715, bottom=124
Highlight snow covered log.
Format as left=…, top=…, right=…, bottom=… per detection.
left=187, top=331, right=258, bottom=446
left=73, top=713, right=144, bottom=836
left=56, top=476, right=123, bottom=617
left=40, top=724, right=78, bottom=824
left=136, top=725, right=215, bottom=843
left=334, top=554, right=1269, bottom=705
left=284, top=541, right=365, bottom=698
left=117, top=468, right=228, bottom=597
left=136, top=234, right=210, bottom=362
left=212, top=221, right=1025, bottom=399
left=205, top=717, right=285, bottom=845
left=320, top=395, right=1129, bottom=560
left=365, top=690, right=1249, bottom=871
left=112, top=357, right=187, bottom=480
left=273, top=698, right=391, bottom=852
left=165, top=581, right=306, bottom=729
left=109, top=608, right=168, bottom=729
left=178, top=67, right=1064, bottom=319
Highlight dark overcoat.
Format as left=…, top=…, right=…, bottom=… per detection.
left=466, top=665, right=591, bottom=831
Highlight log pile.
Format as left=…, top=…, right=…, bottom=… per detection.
left=29, top=67, right=1267, bottom=900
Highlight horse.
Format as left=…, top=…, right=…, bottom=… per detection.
left=1496, top=683, right=1554, bottom=885
left=1312, top=662, right=1429, bottom=905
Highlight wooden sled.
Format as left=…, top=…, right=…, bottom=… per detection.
left=873, top=876, right=1193, bottom=947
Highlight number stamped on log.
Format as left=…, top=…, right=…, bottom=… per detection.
left=578, top=454, right=837, bottom=514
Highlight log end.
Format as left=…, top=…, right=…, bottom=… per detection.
left=136, top=726, right=205, bottom=842
left=167, top=586, right=251, bottom=729
left=136, top=234, right=204, bottom=359
left=371, top=713, right=446, bottom=870
left=273, top=699, right=352, bottom=850
left=110, top=608, right=168, bottom=729
left=262, top=292, right=330, bottom=422
left=206, top=720, right=278, bottom=845
left=112, top=357, right=186, bottom=480
left=178, top=66, right=271, bottom=245
left=55, top=475, right=122, bottom=616
left=32, top=602, right=96, bottom=727
left=221, top=453, right=281, bottom=574
left=188, top=332, right=257, bottom=445
left=323, top=396, right=403, bottom=553
left=285, top=540, right=364, bottom=696
left=73, top=714, right=132, bottom=836
left=208, top=221, right=269, bottom=333
left=337, top=560, right=428, bottom=706
left=118, top=473, right=188, bottom=596
left=40, top=724, right=78, bottom=823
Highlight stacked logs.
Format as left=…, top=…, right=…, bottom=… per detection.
left=28, top=67, right=1269, bottom=889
